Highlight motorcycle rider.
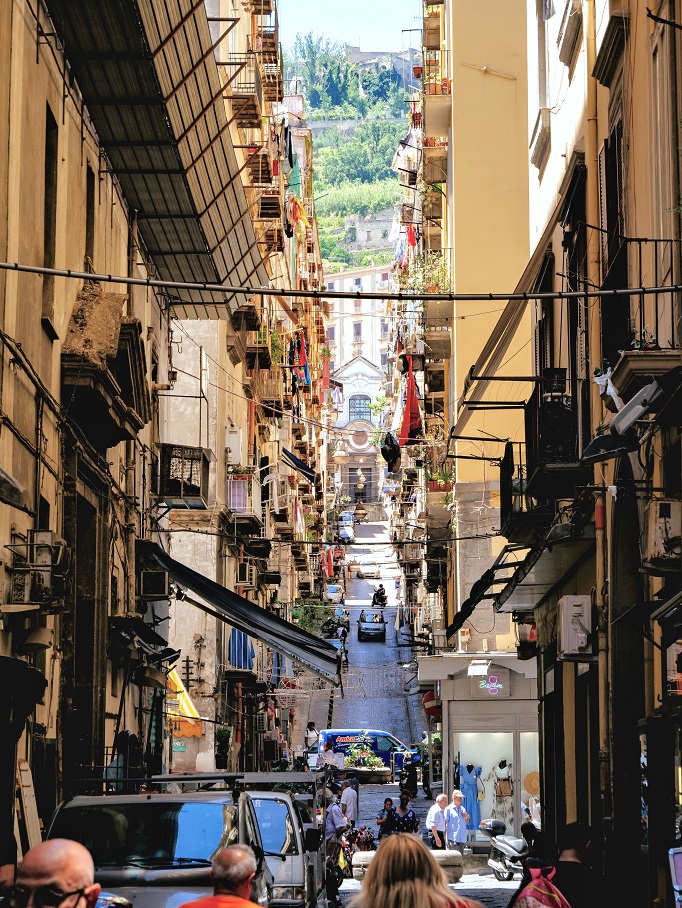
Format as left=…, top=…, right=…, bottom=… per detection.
left=400, top=755, right=419, bottom=798
left=444, top=790, right=469, bottom=852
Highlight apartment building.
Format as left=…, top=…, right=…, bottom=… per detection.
left=410, top=0, right=682, bottom=903
left=0, top=0, right=333, bottom=851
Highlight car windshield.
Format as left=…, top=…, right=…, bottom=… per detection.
left=252, top=798, right=298, bottom=856
left=50, top=801, right=236, bottom=865
left=361, top=612, right=383, bottom=623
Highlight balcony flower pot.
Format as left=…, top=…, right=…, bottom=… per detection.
left=412, top=111, right=422, bottom=127
left=423, top=81, right=439, bottom=95
left=413, top=64, right=423, bottom=79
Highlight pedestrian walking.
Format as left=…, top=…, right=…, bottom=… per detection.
left=425, top=794, right=448, bottom=849
left=7, top=839, right=102, bottom=908
left=340, top=780, right=358, bottom=829
left=348, top=833, right=483, bottom=908
left=179, top=844, right=258, bottom=908
left=444, top=790, right=470, bottom=852
left=305, top=721, right=319, bottom=751
left=324, top=789, right=347, bottom=908
left=382, top=790, right=419, bottom=835
left=376, top=797, right=393, bottom=840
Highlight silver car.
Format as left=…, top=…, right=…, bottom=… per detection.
left=357, top=611, right=386, bottom=642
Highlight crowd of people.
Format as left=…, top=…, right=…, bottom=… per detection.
left=8, top=803, right=598, bottom=908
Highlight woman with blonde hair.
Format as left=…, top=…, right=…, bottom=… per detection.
left=349, top=833, right=483, bottom=908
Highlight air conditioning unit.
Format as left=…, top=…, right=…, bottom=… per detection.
left=237, top=562, right=257, bottom=588
left=137, top=570, right=170, bottom=600
left=225, top=427, right=243, bottom=466
left=558, top=595, right=592, bottom=659
left=643, top=499, right=682, bottom=574
left=459, top=627, right=471, bottom=648
left=8, top=567, right=53, bottom=609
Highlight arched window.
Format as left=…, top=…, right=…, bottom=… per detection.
left=349, top=394, right=371, bottom=422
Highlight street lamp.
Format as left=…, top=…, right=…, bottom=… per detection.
left=332, top=442, right=350, bottom=465
left=354, top=500, right=368, bottom=521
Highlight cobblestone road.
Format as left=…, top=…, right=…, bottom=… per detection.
left=306, top=520, right=517, bottom=908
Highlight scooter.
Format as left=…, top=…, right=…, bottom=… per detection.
left=372, top=592, right=387, bottom=609
left=399, top=758, right=419, bottom=797
left=479, top=818, right=528, bottom=881
left=421, top=756, right=432, bottom=799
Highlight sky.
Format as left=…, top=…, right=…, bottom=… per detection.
left=278, top=0, right=421, bottom=54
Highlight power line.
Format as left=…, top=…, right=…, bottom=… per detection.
left=1, top=259, right=679, bottom=302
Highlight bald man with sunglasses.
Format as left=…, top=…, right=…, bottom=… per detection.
left=4, top=840, right=101, bottom=908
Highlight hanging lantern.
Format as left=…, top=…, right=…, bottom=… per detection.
left=332, top=442, right=350, bottom=465
left=354, top=500, right=368, bottom=521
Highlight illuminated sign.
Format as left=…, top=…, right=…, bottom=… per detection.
left=469, top=667, right=511, bottom=699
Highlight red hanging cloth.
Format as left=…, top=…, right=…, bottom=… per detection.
left=398, top=355, right=423, bottom=446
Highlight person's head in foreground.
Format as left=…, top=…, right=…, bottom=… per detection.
left=211, top=845, right=257, bottom=900
left=349, top=833, right=480, bottom=908
left=11, top=840, right=101, bottom=908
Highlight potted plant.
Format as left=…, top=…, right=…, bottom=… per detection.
left=413, top=64, right=423, bottom=79
left=631, top=326, right=659, bottom=350
left=215, top=726, right=231, bottom=769
left=344, top=744, right=391, bottom=783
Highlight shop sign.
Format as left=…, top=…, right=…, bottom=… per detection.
left=172, top=740, right=186, bottom=752
left=469, top=668, right=511, bottom=699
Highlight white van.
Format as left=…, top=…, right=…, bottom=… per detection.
left=250, top=789, right=324, bottom=908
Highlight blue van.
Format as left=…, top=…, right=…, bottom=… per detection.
left=317, top=729, right=417, bottom=770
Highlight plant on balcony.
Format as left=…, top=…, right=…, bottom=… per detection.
left=395, top=251, right=451, bottom=294
left=270, top=330, right=284, bottom=365
left=630, top=326, right=659, bottom=350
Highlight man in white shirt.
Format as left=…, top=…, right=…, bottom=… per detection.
left=444, top=789, right=470, bottom=852
left=425, top=793, right=448, bottom=849
left=340, top=780, right=358, bottom=829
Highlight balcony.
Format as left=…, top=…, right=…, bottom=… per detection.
left=261, top=43, right=284, bottom=103
left=499, top=442, right=554, bottom=546
left=246, top=330, right=272, bottom=370
left=424, top=327, right=451, bottom=359
left=232, top=297, right=262, bottom=332
left=422, top=49, right=451, bottom=138
left=423, top=7, right=442, bottom=49
left=246, top=148, right=272, bottom=186
left=261, top=370, right=283, bottom=416
left=155, top=445, right=210, bottom=510
left=524, top=383, right=592, bottom=501
left=425, top=539, right=448, bottom=592
left=225, top=475, right=263, bottom=534
left=247, top=0, right=275, bottom=13
left=257, top=7, right=279, bottom=57
left=423, top=142, right=447, bottom=183
left=227, top=54, right=263, bottom=130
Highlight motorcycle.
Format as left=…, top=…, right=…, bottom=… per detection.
left=479, top=817, right=528, bottom=881
left=399, top=758, right=419, bottom=797
left=372, top=592, right=387, bottom=609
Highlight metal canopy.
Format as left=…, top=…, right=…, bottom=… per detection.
left=494, top=527, right=596, bottom=614
left=48, top=0, right=269, bottom=317
left=139, top=541, right=340, bottom=685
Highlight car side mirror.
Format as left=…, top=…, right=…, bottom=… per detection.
left=305, top=827, right=322, bottom=852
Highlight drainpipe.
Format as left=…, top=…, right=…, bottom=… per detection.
left=585, top=0, right=611, bottom=843
left=125, top=441, right=137, bottom=613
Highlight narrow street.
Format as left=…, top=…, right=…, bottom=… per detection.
left=305, top=517, right=519, bottom=908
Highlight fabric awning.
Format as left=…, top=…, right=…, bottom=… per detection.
left=139, top=541, right=339, bottom=685
left=282, top=447, right=315, bottom=483
left=167, top=668, right=203, bottom=739
left=494, top=526, right=595, bottom=614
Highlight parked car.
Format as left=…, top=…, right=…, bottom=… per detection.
left=324, top=583, right=345, bottom=604
left=356, top=557, right=381, bottom=579
left=47, top=790, right=273, bottom=907
left=250, top=790, right=323, bottom=908
left=337, top=524, right=355, bottom=544
left=357, top=610, right=386, bottom=641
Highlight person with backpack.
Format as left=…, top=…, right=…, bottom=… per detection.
left=508, top=822, right=599, bottom=908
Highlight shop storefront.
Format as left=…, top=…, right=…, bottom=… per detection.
left=418, top=653, right=538, bottom=838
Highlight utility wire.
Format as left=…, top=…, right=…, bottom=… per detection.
left=1, top=259, right=680, bottom=302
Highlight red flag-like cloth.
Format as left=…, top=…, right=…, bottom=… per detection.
left=398, top=355, right=423, bottom=446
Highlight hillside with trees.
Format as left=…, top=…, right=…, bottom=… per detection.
left=285, top=34, right=408, bottom=272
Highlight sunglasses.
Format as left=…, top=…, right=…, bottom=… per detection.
left=2, top=886, right=86, bottom=908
